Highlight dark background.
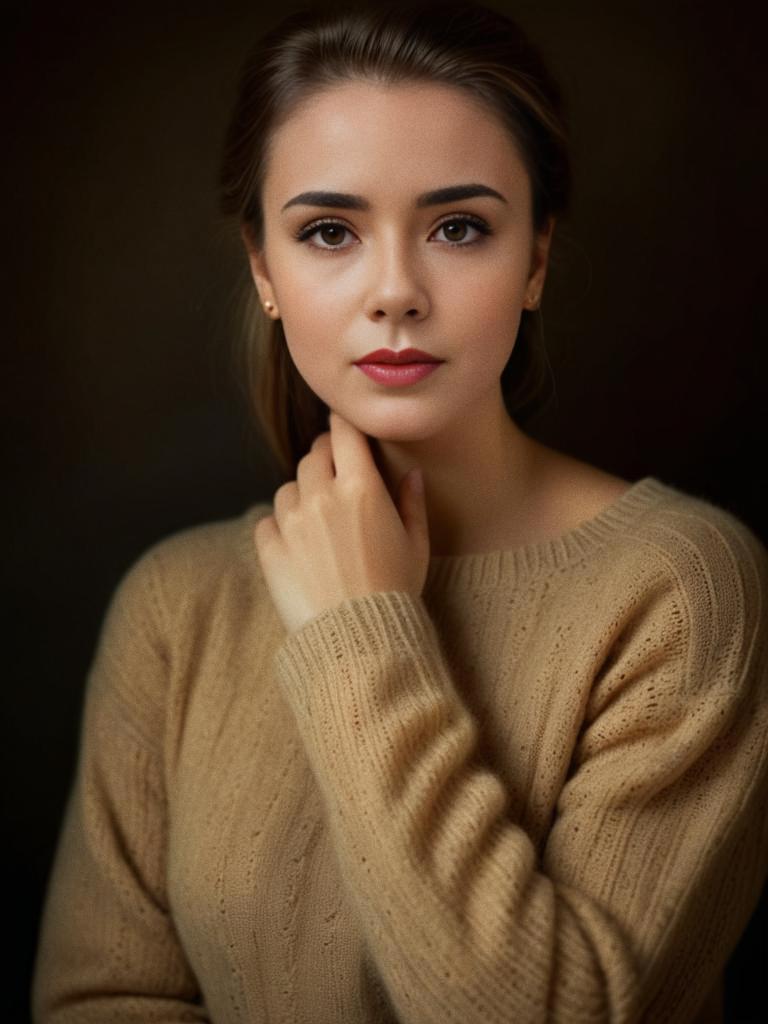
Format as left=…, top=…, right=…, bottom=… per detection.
left=5, top=0, right=766, bottom=1019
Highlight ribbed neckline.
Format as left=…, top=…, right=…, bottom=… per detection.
left=240, top=475, right=676, bottom=591
left=423, top=475, right=673, bottom=589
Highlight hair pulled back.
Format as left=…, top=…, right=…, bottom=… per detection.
left=220, top=0, right=571, bottom=479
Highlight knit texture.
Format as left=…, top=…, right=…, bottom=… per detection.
left=32, top=476, right=768, bottom=1023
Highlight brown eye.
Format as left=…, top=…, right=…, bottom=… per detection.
left=294, top=219, right=355, bottom=251
left=432, top=215, right=492, bottom=247
left=317, top=224, right=347, bottom=246
left=441, top=220, right=469, bottom=242
left=294, top=213, right=492, bottom=253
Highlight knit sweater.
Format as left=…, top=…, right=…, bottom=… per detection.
left=32, top=475, right=768, bottom=1024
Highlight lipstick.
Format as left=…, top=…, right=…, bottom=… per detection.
left=356, top=362, right=442, bottom=386
left=353, top=346, right=444, bottom=388
left=355, top=347, right=440, bottom=364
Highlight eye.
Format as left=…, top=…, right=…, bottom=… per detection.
left=432, top=215, right=492, bottom=247
left=293, top=214, right=493, bottom=254
left=294, top=219, right=355, bottom=251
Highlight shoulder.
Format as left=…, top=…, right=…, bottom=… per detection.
left=109, top=501, right=275, bottom=630
left=136, top=501, right=272, bottom=579
left=79, top=503, right=276, bottom=753
left=536, top=453, right=766, bottom=602
left=576, top=482, right=768, bottom=744
left=597, top=479, right=768, bottom=695
left=617, top=479, right=768, bottom=603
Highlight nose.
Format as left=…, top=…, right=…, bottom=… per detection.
left=365, top=234, right=430, bottom=323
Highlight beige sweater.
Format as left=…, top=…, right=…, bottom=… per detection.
left=32, top=476, right=768, bottom=1024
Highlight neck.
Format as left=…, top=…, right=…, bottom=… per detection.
left=368, top=389, right=544, bottom=557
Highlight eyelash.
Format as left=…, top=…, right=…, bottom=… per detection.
left=293, top=214, right=493, bottom=253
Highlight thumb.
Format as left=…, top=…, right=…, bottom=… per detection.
left=399, top=467, right=430, bottom=554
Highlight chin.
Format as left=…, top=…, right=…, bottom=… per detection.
left=356, top=412, right=448, bottom=445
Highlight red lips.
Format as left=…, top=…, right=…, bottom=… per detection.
left=354, top=347, right=442, bottom=364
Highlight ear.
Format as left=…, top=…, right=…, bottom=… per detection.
left=240, top=223, right=278, bottom=315
left=524, top=215, right=556, bottom=309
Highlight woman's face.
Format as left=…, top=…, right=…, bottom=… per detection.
left=247, top=80, right=553, bottom=441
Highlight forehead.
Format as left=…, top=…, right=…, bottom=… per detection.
left=263, top=79, right=530, bottom=205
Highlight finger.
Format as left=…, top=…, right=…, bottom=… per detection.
left=328, top=409, right=374, bottom=485
left=253, top=513, right=280, bottom=559
left=298, top=434, right=335, bottom=494
left=310, top=432, right=332, bottom=461
left=272, top=480, right=298, bottom=524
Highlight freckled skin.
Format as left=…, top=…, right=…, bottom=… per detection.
left=243, top=80, right=628, bottom=555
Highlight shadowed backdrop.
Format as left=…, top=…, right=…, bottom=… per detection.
left=4, top=0, right=766, bottom=1019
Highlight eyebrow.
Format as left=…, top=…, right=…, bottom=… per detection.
left=280, top=183, right=508, bottom=213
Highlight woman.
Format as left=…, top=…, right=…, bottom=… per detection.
left=32, top=1, right=768, bottom=1021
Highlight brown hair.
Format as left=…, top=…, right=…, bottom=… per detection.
left=220, top=0, right=571, bottom=480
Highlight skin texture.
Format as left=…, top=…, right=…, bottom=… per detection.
left=244, top=80, right=626, bottom=565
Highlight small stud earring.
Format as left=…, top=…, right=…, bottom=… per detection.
left=264, top=301, right=274, bottom=312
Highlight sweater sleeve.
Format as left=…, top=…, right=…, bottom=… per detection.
left=271, top=525, right=768, bottom=1024
left=31, top=549, right=210, bottom=1023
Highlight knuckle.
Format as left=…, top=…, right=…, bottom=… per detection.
left=282, top=496, right=300, bottom=521
left=275, top=481, right=294, bottom=501
left=340, top=476, right=366, bottom=502
left=308, top=491, right=332, bottom=516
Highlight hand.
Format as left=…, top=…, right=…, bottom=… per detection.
left=254, top=410, right=431, bottom=635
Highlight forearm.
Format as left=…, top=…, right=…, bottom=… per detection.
left=274, top=588, right=768, bottom=1024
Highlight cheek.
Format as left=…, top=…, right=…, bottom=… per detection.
left=282, top=324, right=330, bottom=388
left=446, top=261, right=526, bottom=354
left=279, top=308, right=343, bottom=406
left=481, top=252, right=529, bottom=305
left=273, top=270, right=341, bottom=378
